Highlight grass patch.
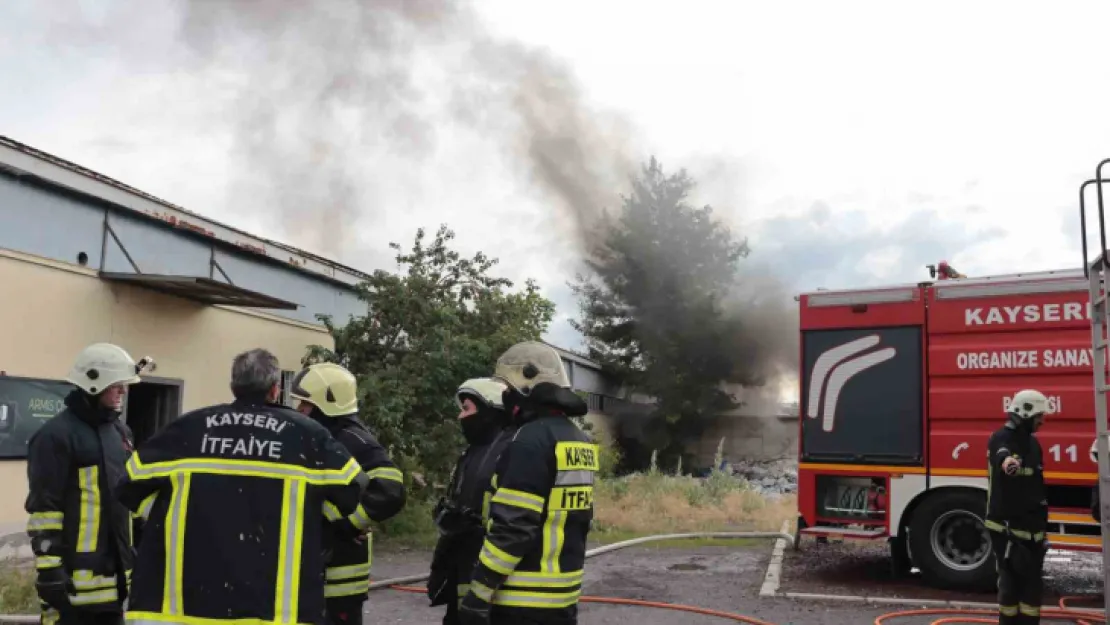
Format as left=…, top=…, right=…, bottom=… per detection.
left=375, top=463, right=797, bottom=550
left=592, top=469, right=796, bottom=539
left=372, top=495, right=440, bottom=549
left=0, top=564, right=37, bottom=615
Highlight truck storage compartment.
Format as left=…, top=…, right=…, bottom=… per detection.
left=800, top=326, right=924, bottom=464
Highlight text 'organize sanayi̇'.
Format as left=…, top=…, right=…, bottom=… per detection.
left=200, top=412, right=289, bottom=460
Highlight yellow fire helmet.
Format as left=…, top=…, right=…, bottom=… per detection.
left=492, top=341, right=571, bottom=396
left=289, top=362, right=359, bottom=418
left=456, top=377, right=509, bottom=410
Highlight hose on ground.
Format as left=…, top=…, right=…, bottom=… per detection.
left=389, top=584, right=779, bottom=624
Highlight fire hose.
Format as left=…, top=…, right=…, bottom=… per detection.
left=366, top=532, right=1107, bottom=625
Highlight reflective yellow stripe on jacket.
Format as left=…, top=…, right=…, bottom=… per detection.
left=69, top=569, right=119, bottom=606
left=479, top=441, right=598, bottom=609
left=77, top=466, right=101, bottom=553
left=324, top=538, right=372, bottom=599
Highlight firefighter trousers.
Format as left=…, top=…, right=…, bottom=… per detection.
left=989, top=531, right=1046, bottom=625
left=325, top=597, right=364, bottom=625
left=489, top=606, right=578, bottom=625
left=41, top=606, right=123, bottom=625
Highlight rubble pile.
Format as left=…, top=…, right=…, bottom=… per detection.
left=729, top=458, right=797, bottom=496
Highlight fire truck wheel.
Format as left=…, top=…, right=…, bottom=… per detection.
left=908, top=490, right=994, bottom=591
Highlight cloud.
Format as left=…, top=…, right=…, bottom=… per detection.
left=749, top=201, right=1007, bottom=292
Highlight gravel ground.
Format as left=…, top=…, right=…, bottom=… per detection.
left=779, top=538, right=1105, bottom=606
left=361, top=544, right=956, bottom=625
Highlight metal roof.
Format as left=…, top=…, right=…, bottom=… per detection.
left=0, top=135, right=372, bottom=288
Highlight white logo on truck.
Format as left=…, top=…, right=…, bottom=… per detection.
left=964, top=302, right=1086, bottom=326
left=806, top=335, right=897, bottom=433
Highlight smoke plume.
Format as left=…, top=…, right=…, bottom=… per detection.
left=28, top=1, right=799, bottom=418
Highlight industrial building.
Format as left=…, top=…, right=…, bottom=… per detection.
left=0, top=136, right=368, bottom=526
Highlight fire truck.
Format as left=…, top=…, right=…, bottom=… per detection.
left=794, top=260, right=1101, bottom=591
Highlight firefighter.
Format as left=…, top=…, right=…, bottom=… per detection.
left=115, top=348, right=372, bottom=625
left=289, top=362, right=407, bottom=625
left=986, top=389, right=1050, bottom=625
left=26, top=343, right=150, bottom=625
left=428, top=377, right=513, bottom=624
left=457, top=342, right=597, bottom=625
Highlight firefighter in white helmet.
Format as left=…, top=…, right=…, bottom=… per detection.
left=986, top=389, right=1050, bottom=625
left=25, top=343, right=151, bottom=625
left=428, top=377, right=513, bottom=624
left=457, top=342, right=597, bottom=625
left=290, top=362, right=406, bottom=625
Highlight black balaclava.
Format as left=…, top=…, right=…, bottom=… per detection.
left=502, top=383, right=588, bottom=426
left=64, top=388, right=120, bottom=425
left=1006, top=411, right=1038, bottom=435
left=459, top=394, right=507, bottom=445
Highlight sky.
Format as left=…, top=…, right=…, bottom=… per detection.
left=3, top=0, right=1110, bottom=363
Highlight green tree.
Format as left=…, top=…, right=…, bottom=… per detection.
left=571, top=157, right=761, bottom=465
left=304, top=224, right=555, bottom=492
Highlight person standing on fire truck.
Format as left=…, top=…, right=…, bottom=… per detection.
left=986, top=389, right=1050, bottom=625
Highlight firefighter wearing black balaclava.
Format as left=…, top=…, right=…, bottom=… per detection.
left=290, top=362, right=407, bottom=625
left=456, top=342, right=597, bottom=625
left=25, top=343, right=151, bottom=625
left=986, top=389, right=1050, bottom=625
left=427, top=378, right=513, bottom=624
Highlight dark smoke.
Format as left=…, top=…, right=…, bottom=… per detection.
left=167, top=0, right=639, bottom=261
left=25, top=0, right=799, bottom=416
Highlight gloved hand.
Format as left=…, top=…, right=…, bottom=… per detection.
left=426, top=568, right=454, bottom=607
left=457, top=591, right=492, bottom=625
left=35, top=577, right=72, bottom=613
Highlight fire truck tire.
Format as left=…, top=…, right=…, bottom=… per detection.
left=907, top=490, right=995, bottom=591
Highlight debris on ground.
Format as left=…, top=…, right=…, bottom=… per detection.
left=727, top=458, right=798, bottom=496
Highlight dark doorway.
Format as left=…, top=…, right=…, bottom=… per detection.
left=124, top=378, right=183, bottom=445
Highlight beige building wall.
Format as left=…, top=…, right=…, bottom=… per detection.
left=689, top=415, right=800, bottom=466
left=0, top=249, right=335, bottom=525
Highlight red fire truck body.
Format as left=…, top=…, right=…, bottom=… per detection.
left=795, top=266, right=1101, bottom=590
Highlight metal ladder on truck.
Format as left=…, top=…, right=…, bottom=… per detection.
left=1079, top=160, right=1110, bottom=607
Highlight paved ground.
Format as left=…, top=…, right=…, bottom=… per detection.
left=779, top=539, right=1105, bottom=606
left=361, top=542, right=1018, bottom=625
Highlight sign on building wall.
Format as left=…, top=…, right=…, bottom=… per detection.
left=0, top=376, right=72, bottom=458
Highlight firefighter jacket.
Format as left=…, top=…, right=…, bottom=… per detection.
left=116, top=398, right=371, bottom=625
left=428, top=426, right=513, bottom=607
left=464, top=410, right=598, bottom=620
left=25, top=389, right=137, bottom=615
left=986, top=423, right=1048, bottom=539
left=319, top=416, right=406, bottom=603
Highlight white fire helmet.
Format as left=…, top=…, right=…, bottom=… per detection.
left=1006, top=389, right=1049, bottom=421
left=492, top=341, right=571, bottom=395
left=455, top=377, right=508, bottom=410
left=66, top=343, right=151, bottom=395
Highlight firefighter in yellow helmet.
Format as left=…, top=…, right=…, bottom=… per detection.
left=290, top=362, right=406, bottom=625
left=457, top=342, right=597, bottom=625
left=26, top=343, right=150, bottom=625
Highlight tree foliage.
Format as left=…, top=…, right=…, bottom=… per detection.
left=304, top=224, right=555, bottom=491
left=571, top=157, right=758, bottom=464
